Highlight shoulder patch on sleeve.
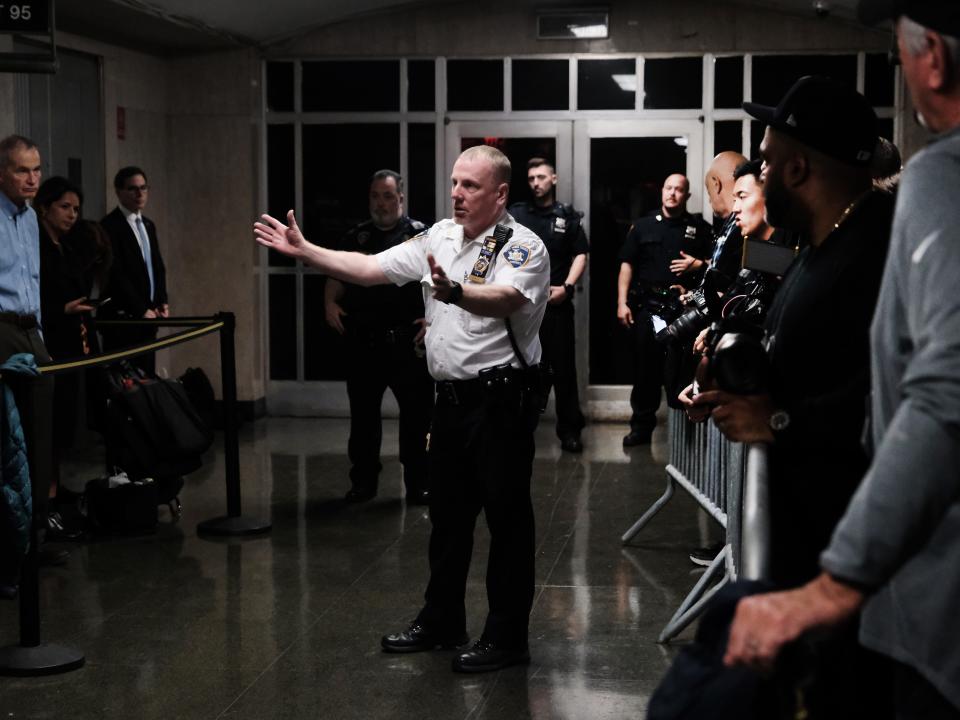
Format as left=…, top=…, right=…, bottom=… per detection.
left=502, top=243, right=532, bottom=268
left=409, top=219, right=426, bottom=232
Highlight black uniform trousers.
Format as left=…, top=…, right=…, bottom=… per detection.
left=344, top=327, right=433, bottom=495
left=627, top=311, right=666, bottom=436
left=0, top=323, right=53, bottom=581
left=538, top=301, right=585, bottom=441
left=416, top=378, right=539, bottom=648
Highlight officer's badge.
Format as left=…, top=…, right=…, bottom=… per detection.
left=357, top=231, right=370, bottom=246
left=685, top=225, right=697, bottom=240
left=553, top=217, right=567, bottom=233
left=503, top=244, right=531, bottom=268
left=472, top=256, right=491, bottom=277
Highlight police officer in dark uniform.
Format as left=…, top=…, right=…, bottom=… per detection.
left=324, top=169, right=433, bottom=503
left=509, top=158, right=588, bottom=453
left=617, top=173, right=711, bottom=446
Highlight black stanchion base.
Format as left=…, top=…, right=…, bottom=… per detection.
left=0, top=643, right=85, bottom=676
left=197, top=515, right=272, bottom=537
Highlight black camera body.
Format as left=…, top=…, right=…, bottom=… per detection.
left=629, top=282, right=686, bottom=325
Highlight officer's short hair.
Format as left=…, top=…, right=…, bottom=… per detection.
left=370, top=169, right=403, bottom=193
left=526, top=157, right=555, bottom=173
left=114, top=166, right=147, bottom=190
left=460, top=145, right=512, bottom=186
left=0, top=135, right=38, bottom=169
left=733, top=159, right=763, bottom=182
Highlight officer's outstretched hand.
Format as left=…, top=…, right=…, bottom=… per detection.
left=254, top=210, right=308, bottom=260
left=427, top=253, right=455, bottom=302
left=617, top=302, right=634, bottom=328
left=325, top=301, right=347, bottom=335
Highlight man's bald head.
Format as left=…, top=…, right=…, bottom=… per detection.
left=705, top=151, right=747, bottom=218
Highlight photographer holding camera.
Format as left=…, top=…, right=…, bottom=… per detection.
left=680, top=76, right=896, bottom=715
left=690, top=77, right=894, bottom=589
left=617, top=173, right=712, bottom=446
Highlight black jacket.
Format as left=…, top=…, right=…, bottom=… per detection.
left=99, top=207, right=167, bottom=319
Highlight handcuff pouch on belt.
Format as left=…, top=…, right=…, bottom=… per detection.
left=468, top=224, right=552, bottom=413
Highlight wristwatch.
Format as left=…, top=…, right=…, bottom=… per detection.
left=563, top=283, right=576, bottom=298
left=444, top=281, right=464, bottom=305
left=769, top=409, right=791, bottom=432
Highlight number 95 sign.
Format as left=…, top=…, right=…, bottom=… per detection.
left=0, top=2, right=50, bottom=33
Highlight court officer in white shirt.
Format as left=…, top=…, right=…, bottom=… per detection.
left=255, top=144, right=549, bottom=674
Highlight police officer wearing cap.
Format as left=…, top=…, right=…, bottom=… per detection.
left=324, top=169, right=433, bottom=504
left=617, top=173, right=712, bottom=446
left=256, top=145, right=548, bottom=674
left=509, top=158, right=588, bottom=453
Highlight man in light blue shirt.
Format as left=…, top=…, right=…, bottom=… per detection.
left=0, top=134, right=59, bottom=597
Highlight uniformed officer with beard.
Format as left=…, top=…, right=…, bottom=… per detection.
left=324, top=169, right=433, bottom=504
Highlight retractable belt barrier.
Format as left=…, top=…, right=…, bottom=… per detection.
left=621, top=407, right=769, bottom=643
left=0, top=311, right=270, bottom=677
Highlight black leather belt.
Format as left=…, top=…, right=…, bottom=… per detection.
left=0, top=312, right=37, bottom=329
left=435, top=377, right=488, bottom=407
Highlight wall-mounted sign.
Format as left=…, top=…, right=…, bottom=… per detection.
left=0, top=1, right=51, bottom=33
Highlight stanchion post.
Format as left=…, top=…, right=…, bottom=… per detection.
left=197, top=312, right=271, bottom=537
left=221, top=312, right=241, bottom=518
left=0, top=372, right=84, bottom=676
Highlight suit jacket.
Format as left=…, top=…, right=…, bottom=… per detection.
left=100, top=207, right=167, bottom=319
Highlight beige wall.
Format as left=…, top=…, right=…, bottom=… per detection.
left=274, top=0, right=889, bottom=57
left=10, top=32, right=264, bottom=405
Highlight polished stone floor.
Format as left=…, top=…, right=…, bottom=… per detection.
left=0, top=415, right=715, bottom=719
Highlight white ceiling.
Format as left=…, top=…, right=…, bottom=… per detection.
left=58, top=0, right=866, bottom=54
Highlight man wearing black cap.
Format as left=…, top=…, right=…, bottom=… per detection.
left=722, top=4, right=960, bottom=717
left=691, top=75, right=896, bottom=715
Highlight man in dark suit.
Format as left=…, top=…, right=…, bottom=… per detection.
left=99, top=166, right=168, bottom=373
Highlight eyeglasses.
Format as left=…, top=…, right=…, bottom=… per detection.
left=123, top=184, right=149, bottom=194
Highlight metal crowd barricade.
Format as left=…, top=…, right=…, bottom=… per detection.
left=0, top=312, right=270, bottom=677
left=621, top=407, right=769, bottom=643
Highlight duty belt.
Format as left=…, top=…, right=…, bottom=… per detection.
left=0, top=312, right=38, bottom=329
left=435, top=365, right=539, bottom=407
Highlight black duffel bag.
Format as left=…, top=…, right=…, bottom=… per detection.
left=105, top=363, right=214, bottom=479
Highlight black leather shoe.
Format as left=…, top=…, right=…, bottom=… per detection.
left=560, top=436, right=583, bottom=453
left=46, top=511, right=84, bottom=541
left=381, top=622, right=469, bottom=654
left=406, top=489, right=430, bottom=505
left=452, top=640, right=530, bottom=673
left=344, top=487, right=377, bottom=503
left=622, top=431, right=652, bottom=447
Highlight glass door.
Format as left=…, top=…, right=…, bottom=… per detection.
left=573, top=120, right=705, bottom=417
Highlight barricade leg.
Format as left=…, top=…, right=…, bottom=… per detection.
left=621, top=475, right=675, bottom=545
left=657, top=545, right=730, bottom=643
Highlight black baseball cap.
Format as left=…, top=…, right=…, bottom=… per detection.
left=858, top=0, right=960, bottom=37
left=743, top=76, right=878, bottom=166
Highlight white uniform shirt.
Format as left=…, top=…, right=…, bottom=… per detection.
left=377, top=213, right=549, bottom=381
